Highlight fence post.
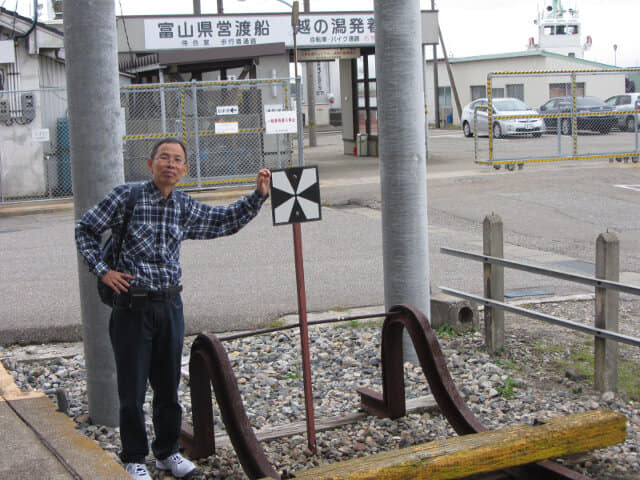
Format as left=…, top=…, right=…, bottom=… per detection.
left=595, top=232, right=619, bottom=392
left=191, top=79, right=202, bottom=188
left=483, top=213, right=504, bottom=353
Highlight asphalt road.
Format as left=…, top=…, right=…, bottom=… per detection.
left=2, top=129, right=640, bottom=345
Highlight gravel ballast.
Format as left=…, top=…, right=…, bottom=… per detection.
left=2, top=299, right=639, bottom=479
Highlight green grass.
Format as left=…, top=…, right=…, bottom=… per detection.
left=619, top=360, right=640, bottom=401
left=435, top=324, right=456, bottom=338
left=559, top=343, right=640, bottom=401
left=531, top=340, right=565, bottom=356
left=497, top=377, right=518, bottom=399
left=439, top=330, right=639, bottom=402
left=269, top=318, right=285, bottom=328
left=495, top=358, right=517, bottom=370
left=529, top=340, right=640, bottom=401
left=330, top=306, right=350, bottom=313
left=282, top=364, right=301, bottom=380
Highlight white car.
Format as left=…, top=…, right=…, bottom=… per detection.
left=604, top=93, right=640, bottom=132
left=461, top=97, right=544, bottom=138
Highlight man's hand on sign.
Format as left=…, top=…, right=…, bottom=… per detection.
left=256, top=169, right=271, bottom=197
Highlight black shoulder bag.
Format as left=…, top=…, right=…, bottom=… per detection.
left=97, top=185, right=141, bottom=307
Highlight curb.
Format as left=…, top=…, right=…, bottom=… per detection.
left=0, top=361, right=130, bottom=479
left=0, top=186, right=255, bottom=218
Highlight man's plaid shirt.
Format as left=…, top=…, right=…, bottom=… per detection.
left=76, top=180, right=267, bottom=290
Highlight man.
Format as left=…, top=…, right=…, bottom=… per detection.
left=76, top=138, right=271, bottom=479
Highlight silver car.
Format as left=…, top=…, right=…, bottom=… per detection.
left=461, top=97, right=544, bottom=138
left=604, top=93, right=640, bottom=132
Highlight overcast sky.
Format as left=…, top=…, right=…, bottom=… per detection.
left=14, top=0, right=640, bottom=67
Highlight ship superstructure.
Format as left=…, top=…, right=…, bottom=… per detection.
left=529, top=0, right=591, bottom=58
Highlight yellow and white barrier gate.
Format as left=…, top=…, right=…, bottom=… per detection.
left=471, top=68, right=640, bottom=170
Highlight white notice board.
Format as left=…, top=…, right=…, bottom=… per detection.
left=265, top=111, right=297, bottom=135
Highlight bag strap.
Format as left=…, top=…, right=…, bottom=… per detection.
left=112, top=184, right=141, bottom=268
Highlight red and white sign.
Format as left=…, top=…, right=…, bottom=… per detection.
left=265, top=111, right=297, bottom=134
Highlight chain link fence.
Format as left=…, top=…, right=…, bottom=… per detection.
left=470, top=69, right=639, bottom=170
left=121, top=78, right=298, bottom=189
left=0, top=78, right=299, bottom=203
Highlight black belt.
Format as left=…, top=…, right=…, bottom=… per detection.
left=146, top=285, right=183, bottom=301
left=115, top=285, right=183, bottom=308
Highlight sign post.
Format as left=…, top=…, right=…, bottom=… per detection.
left=271, top=166, right=321, bottom=454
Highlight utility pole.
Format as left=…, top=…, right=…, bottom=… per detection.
left=431, top=0, right=440, bottom=128
left=375, top=0, right=430, bottom=364
left=65, top=0, right=123, bottom=426
left=193, top=0, right=201, bottom=15
left=439, top=26, right=462, bottom=120
left=303, top=0, right=317, bottom=146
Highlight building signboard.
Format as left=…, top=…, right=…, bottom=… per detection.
left=144, top=13, right=375, bottom=50
left=297, top=48, right=360, bottom=61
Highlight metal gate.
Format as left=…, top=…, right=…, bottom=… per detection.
left=120, top=78, right=300, bottom=190
left=471, top=68, right=640, bottom=170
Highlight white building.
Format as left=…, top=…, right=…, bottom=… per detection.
left=0, top=6, right=66, bottom=199
left=426, top=50, right=624, bottom=127
left=425, top=0, right=625, bottom=127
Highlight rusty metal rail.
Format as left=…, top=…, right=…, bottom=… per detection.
left=179, top=333, right=281, bottom=479
left=358, top=304, right=595, bottom=480
left=180, top=304, right=599, bottom=480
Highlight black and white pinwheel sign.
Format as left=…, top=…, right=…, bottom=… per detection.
left=270, top=166, right=321, bottom=226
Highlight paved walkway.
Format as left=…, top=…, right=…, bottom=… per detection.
left=0, top=360, right=129, bottom=479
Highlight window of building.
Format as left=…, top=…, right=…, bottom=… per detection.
left=438, top=86, right=452, bottom=107
left=506, top=84, right=524, bottom=100
left=354, top=49, right=377, bottom=136
left=471, top=85, right=486, bottom=100
left=492, top=88, right=505, bottom=98
left=549, top=82, right=585, bottom=97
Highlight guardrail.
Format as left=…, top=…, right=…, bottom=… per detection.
left=440, top=213, right=640, bottom=393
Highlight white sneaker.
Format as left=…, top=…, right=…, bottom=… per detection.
left=155, top=453, right=197, bottom=478
left=125, top=463, right=152, bottom=480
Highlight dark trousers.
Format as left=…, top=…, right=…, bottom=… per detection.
left=109, top=295, right=185, bottom=464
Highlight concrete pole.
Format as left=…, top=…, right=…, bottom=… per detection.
left=303, top=0, right=317, bottom=146
left=65, top=0, right=123, bottom=426
left=194, top=0, right=202, bottom=15
left=595, top=232, right=619, bottom=392
left=375, top=0, right=430, bottom=364
left=431, top=0, right=440, bottom=128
